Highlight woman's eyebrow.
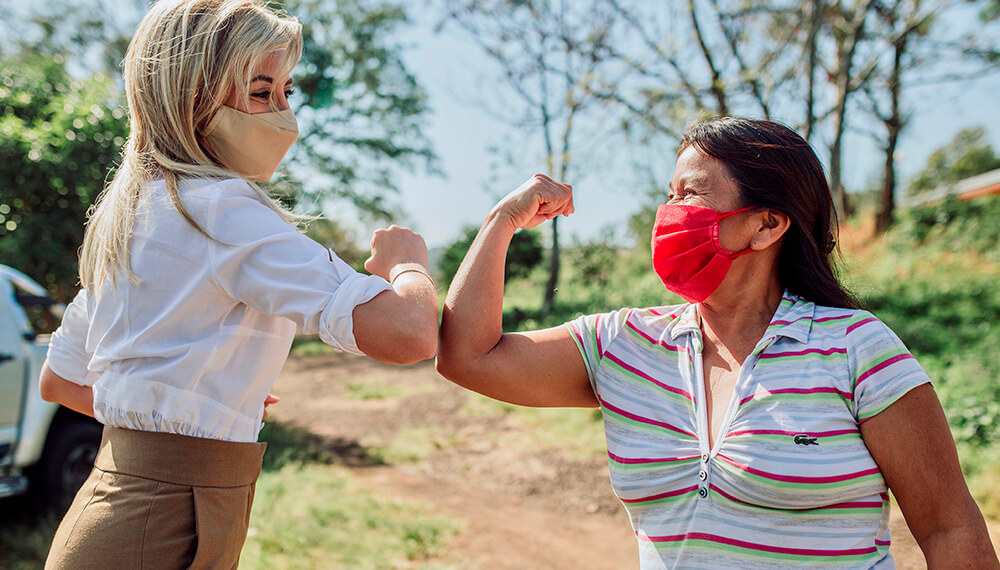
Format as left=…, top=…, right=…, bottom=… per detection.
left=251, top=75, right=274, bottom=83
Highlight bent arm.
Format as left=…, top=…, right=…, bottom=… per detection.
left=436, top=175, right=595, bottom=407
left=38, top=360, right=95, bottom=418
left=352, top=263, right=438, bottom=364
left=861, top=384, right=998, bottom=569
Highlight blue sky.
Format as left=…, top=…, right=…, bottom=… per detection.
left=391, top=6, right=1000, bottom=249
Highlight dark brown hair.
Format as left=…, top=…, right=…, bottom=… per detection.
left=679, top=116, right=860, bottom=309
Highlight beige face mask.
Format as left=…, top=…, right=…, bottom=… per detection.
left=202, top=106, right=298, bottom=182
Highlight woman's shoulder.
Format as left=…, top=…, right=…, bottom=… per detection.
left=806, top=302, right=898, bottom=344
left=176, top=176, right=258, bottom=201
left=809, top=303, right=879, bottom=325
left=142, top=176, right=258, bottom=208
left=571, top=302, right=691, bottom=334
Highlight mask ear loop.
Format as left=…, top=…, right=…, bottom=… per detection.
left=712, top=206, right=762, bottom=258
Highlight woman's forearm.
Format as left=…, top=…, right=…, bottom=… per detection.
left=435, top=175, right=592, bottom=407
left=39, top=361, right=95, bottom=418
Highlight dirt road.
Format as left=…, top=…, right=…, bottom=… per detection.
left=270, top=351, right=997, bottom=569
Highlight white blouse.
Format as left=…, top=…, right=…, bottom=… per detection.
left=46, top=177, right=391, bottom=442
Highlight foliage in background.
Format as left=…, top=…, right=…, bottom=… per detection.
left=303, top=217, right=368, bottom=270
left=438, top=0, right=620, bottom=315
left=908, top=127, right=1000, bottom=196
left=0, top=53, right=126, bottom=300
left=438, top=225, right=543, bottom=285
left=848, top=195, right=1000, bottom=515
left=892, top=193, right=1000, bottom=261
left=0, top=0, right=438, bottom=296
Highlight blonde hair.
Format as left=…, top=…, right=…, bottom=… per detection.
left=79, top=0, right=303, bottom=289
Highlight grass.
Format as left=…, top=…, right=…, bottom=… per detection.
left=244, top=422, right=462, bottom=568
left=0, top=499, right=61, bottom=570
left=342, top=378, right=435, bottom=401
left=240, top=463, right=461, bottom=569
left=241, top=421, right=461, bottom=568
left=461, top=394, right=608, bottom=460
left=366, top=426, right=459, bottom=465
left=0, top=422, right=461, bottom=570
left=290, top=337, right=334, bottom=356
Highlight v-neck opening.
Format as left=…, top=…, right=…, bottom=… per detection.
left=691, top=308, right=781, bottom=457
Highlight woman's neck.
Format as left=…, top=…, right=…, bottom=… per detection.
left=697, top=264, right=784, bottom=363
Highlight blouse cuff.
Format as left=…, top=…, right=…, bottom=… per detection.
left=317, top=272, right=392, bottom=355
left=45, top=350, right=98, bottom=387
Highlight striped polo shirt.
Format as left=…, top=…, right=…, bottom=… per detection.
left=567, top=293, right=930, bottom=569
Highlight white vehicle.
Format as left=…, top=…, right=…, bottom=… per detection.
left=0, top=265, right=101, bottom=509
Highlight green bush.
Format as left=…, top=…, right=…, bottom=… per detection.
left=848, top=202, right=1000, bottom=515
left=438, top=225, right=543, bottom=286
left=892, top=195, right=1000, bottom=262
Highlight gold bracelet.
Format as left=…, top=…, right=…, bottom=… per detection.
left=390, top=267, right=434, bottom=286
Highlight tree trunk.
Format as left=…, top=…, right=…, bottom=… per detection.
left=804, top=0, right=824, bottom=141
left=689, top=0, right=729, bottom=114
left=829, top=83, right=852, bottom=218
left=877, top=127, right=898, bottom=233
left=876, top=23, right=907, bottom=233
left=828, top=1, right=872, bottom=219
left=541, top=216, right=559, bottom=316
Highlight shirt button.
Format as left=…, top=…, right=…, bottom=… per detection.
left=698, top=470, right=707, bottom=481
left=701, top=454, right=709, bottom=462
left=698, top=487, right=708, bottom=498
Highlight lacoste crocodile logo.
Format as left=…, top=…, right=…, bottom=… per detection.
left=793, top=434, right=819, bottom=446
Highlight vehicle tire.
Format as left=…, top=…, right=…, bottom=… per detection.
left=37, top=418, right=102, bottom=512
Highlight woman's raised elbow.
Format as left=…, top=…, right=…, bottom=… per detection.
left=38, top=364, right=62, bottom=402
left=361, top=317, right=437, bottom=364
left=398, top=328, right=438, bottom=363
left=39, top=377, right=58, bottom=403
left=433, top=347, right=473, bottom=383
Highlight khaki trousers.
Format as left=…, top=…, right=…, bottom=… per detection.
left=45, top=426, right=266, bottom=570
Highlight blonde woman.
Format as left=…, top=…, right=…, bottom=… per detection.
left=38, top=0, right=438, bottom=567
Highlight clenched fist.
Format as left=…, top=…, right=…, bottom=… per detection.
left=492, top=174, right=575, bottom=231
left=364, top=225, right=429, bottom=280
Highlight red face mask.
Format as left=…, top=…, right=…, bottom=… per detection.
left=651, top=204, right=757, bottom=304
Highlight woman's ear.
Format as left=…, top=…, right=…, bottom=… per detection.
left=750, top=209, right=790, bottom=250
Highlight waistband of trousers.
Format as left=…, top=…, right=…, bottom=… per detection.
left=94, top=426, right=266, bottom=488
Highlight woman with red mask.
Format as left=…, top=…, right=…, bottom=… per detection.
left=436, top=117, right=997, bottom=568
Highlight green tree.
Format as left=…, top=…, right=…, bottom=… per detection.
left=0, top=53, right=127, bottom=300
left=438, top=226, right=543, bottom=286
left=908, top=127, right=1000, bottom=195
left=10, top=0, right=436, bottom=223
left=280, top=0, right=437, bottom=221
left=439, top=0, right=617, bottom=316
left=304, top=218, right=367, bottom=270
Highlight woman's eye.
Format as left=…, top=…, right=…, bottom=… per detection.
left=251, top=90, right=271, bottom=100
left=284, top=88, right=295, bottom=99
left=668, top=189, right=693, bottom=202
